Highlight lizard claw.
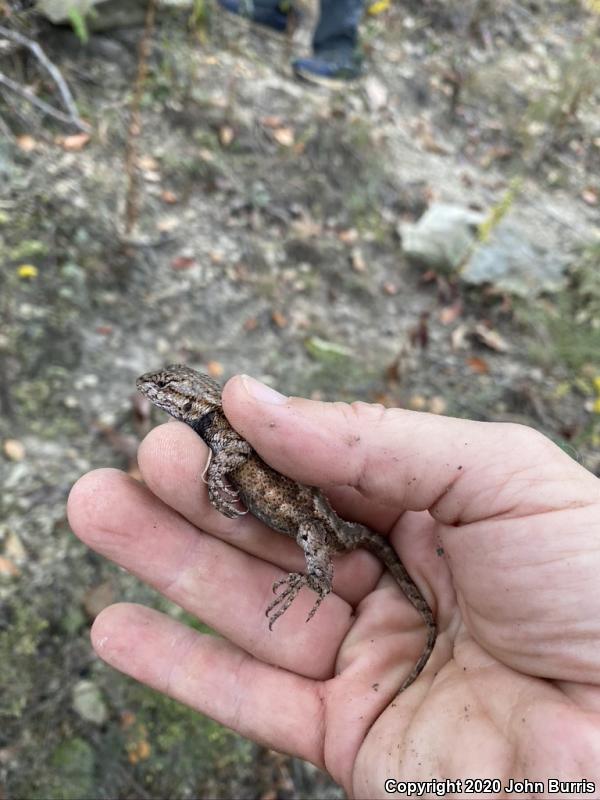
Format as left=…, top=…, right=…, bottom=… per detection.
left=266, top=572, right=307, bottom=630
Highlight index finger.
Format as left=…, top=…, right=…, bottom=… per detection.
left=222, top=375, right=593, bottom=525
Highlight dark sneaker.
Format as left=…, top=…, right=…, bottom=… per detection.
left=217, top=0, right=291, bottom=32
left=292, top=53, right=362, bottom=87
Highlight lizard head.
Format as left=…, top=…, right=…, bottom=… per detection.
left=136, top=364, right=222, bottom=424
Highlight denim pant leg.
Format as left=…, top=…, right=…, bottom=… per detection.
left=312, top=0, right=364, bottom=55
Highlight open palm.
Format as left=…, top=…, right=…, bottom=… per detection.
left=68, top=375, right=600, bottom=798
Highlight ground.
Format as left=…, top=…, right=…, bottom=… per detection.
left=1, top=1, right=599, bottom=797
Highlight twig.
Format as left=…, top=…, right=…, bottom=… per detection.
left=124, top=0, right=157, bottom=235
left=0, top=25, right=89, bottom=131
left=0, top=70, right=89, bottom=129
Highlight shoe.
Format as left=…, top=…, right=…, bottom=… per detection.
left=292, top=53, right=362, bottom=88
left=217, top=0, right=291, bottom=32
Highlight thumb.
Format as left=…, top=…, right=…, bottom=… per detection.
left=222, top=375, right=590, bottom=525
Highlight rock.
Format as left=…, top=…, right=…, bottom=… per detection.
left=37, top=0, right=97, bottom=23
left=72, top=680, right=108, bottom=725
left=400, top=203, right=485, bottom=274
left=401, top=203, right=569, bottom=295
left=37, top=0, right=148, bottom=29
left=462, top=222, right=568, bottom=296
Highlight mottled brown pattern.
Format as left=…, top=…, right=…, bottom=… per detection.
left=137, top=365, right=436, bottom=691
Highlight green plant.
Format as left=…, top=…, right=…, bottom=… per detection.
left=67, top=7, right=89, bottom=44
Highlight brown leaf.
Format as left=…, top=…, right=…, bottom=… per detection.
left=272, top=127, right=295, bottom=147
left=408, top=394, right=427, bottom=411
left=219, top=125, right=235, bottom=147
left=338, top=228, right=359, bottom=244
left=157, top=216, right=180, bottom=233
left=137, top=154, right=159, bottom=170
left=429, top=396, right=447, bottom=415
left=83, top=581, right=115, bottom=618
left=161, top=189, right=178, bottom=204
left=16, top=134, right=37, bottom=152
left=271, top=310, right=287, bottom=328
left=95, top=325, right=113, bottom=336
left=451, top=323, right=469, bottom=350
left=207, top=361, right=224, bottom=378
left=3, top=439, right=25, bottom=461
left=4, top=531, right=27, bottom=562
left=439, top=301, right=462, bottom=325
left=58, top=132, right=91, bottom=151
left=474, top=323, right=510, bottom=353
left=0, top=557, right=19, bottom=577
left=467, top=356, right=490, bottom=374
left=170, top=255, right=197, bottom=270
left=582, top=187, right=598, bottom=207
left=409, top=312, right=429, bottom=349
left=351, top=247, right=367, bottom=272
left=260, top=115, right=284, bottom=129
left=243, top=316, right=258, bottom=331
left=382, top=281, right=398, bottom=295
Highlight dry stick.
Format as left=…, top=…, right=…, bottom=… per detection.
left=0, top=25, right=90, bottom=131
left=124, top=0, right=157, bottom=236
left=0, top=70, right=84, bottom=128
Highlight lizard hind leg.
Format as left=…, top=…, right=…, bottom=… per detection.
left=265, top=572, right=330, bottom=630
left=266, top=520, right=334, bottom=629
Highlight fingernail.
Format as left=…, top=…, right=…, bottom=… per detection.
left=240, top=374, right=287, bottom=405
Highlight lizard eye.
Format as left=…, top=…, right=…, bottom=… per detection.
left=182, top=401, right=193, bottom=413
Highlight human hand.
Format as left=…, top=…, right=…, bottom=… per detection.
left=68, top=375, right=600, bottom=798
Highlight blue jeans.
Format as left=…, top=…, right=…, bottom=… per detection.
left=312, top=0, right=364, bottom=56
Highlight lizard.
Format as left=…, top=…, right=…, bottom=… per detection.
left=136, top=364, right=436, bottom=691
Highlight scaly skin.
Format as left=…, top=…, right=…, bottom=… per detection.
left=136, top=364, right=436, bottom=690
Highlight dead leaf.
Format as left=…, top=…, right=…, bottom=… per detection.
left=429, top=396, right=447, bottom=415
left=382, top=281, right=398, bottom=295
left=58, top=132, right=91, bottom=151
left=198, top=147, right=215, bottom=162
left=209, top=251, right=224, bottom=264
left=0, top=556, right=19, bottom=577
left=121, top=711, right=136, bottom=729
left=409, top=312, right=429, bottom=349
left=351, top=247, right=367, bottom=272
left=219, top=125, right=235, bottom=147
left=451, top=323, right=469, bottom=350
left=244, top=316, right=258, bottom=331
left=338, top=228, right=359, bottom=244
left=474, top=323, right=510, bottom=352
left=137, top=154, right=159, bottom=170
left=157, top=216, right=180, bottom=233
left=260, top=115, right=284, bottom=129
left=16, top=134, right=37, bottom=152
left=161, top=189, right=178, bottom=204
left=207, top=361, right=224, bottom=378
left=4, top=531, right=27, bottom=562
left=439, top=301, right=463, bottom=325
left=408, top=395, right=427, bottom=411
left=3, top=439, right=25, bottom=461
left=582, top=187, right=598, bottom=206
left=271, top=310, right=287, bottom=328
left=170, top=255, right=197, bottom=270
left=84, top=581, right=115, bottom=618
left=272, top=127, right=295, bottom=147
left=467, top=356, right=490, bottom=374
left=95, top=325, right=113, bottom=335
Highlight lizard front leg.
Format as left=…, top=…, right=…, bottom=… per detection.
left=266, top=521, right=334, bottom=629
left=205, top=440, right=252, bottom=518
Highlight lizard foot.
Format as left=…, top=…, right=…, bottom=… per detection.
left=208, top=484, right=247, bottom=518
left=266, top=572, right=329, bottom=629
